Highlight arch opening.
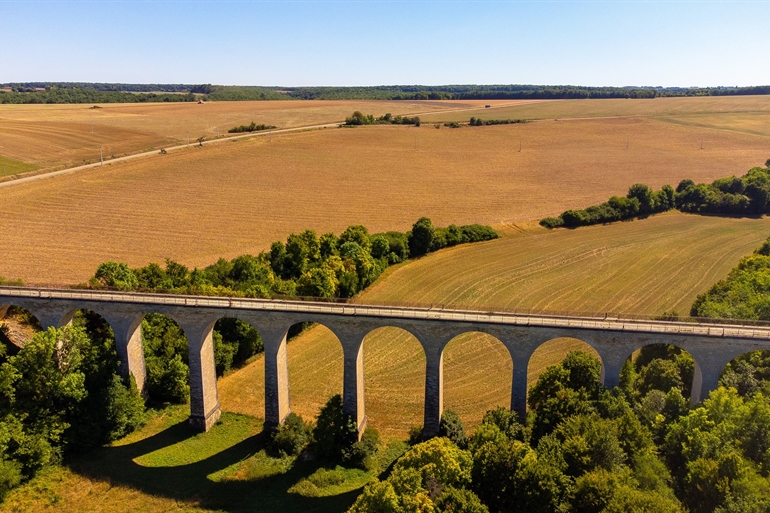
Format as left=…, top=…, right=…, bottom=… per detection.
left=217, top=320, right=344, bottom=425
left=0, top=305, right=43, bottom=354
left=363, top=326, right=425, bottom=438
left=719, top=350, right=770, bottom=398
left=528, top=337, right=602, bottom=392
left=620, top=343, right=700, bottom=417
left=443, top=331, right=512, bottom=431
left=141, top=312, right=190, bottom=405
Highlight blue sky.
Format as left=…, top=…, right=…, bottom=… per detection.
left=2, top=0, right=769, bottom=87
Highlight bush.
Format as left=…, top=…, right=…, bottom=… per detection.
left=540, top=217, right=564, bottom=229
left=561, top=209, right=591, bottom=228
left=270, top=412, right=310, bottom=457
left=440, top=410, right=467, bottom=449
left=344, top=427, right=381, bottom=470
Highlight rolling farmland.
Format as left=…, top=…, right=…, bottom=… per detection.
left=0, top=99, right=513, bottom=172
left=218, top=212, right=770, bottom=436
left=1, top=115, right=768, bottom=285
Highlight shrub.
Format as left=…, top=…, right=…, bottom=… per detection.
left=561, top=209, right=591, bottom=228
left=540, top=217, right=564, bottom=229
left=343, top=427, right=381, bottom=470
left=408, top=425, right=424, bottom=445
left=440, top=410, right=467, bottom=449
left=270, top=412, right=310, bottom=457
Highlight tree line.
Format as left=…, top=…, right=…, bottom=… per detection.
left=4, top=83, right=769, bottom=104
left=87, top=218, right=498, bottom=402
left=344, top=111, right=421, bottom=126
left=227, top=121, right=277, bottom=133
left=541, top=160, right=770, bottom=229
left=0, top=88, right=197, bottom=104
left=469, top=117, right=527, bottom=126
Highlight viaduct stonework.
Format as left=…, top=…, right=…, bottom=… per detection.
left=3, top=286, right=770, bottom=437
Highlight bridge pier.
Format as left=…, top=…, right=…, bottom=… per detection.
left=183, top=320, right=221, bottom=432
left=338, top=329, right=367, bottom=438
left=261, top=326, right=291, bottom=430
left=510, top=356, right=529, bottom=420
left=423, top=349, right=444, bottom=439
left=103, top=313, right=147, bottom=397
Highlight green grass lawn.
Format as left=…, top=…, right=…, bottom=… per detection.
left=0, top=155, right=37, bottom=177
left=1, top=405, right=407, bottom=513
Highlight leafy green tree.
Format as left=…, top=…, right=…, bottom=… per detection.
left=440, top=410, right=467, bottom=449
left=434, top=486, right=489, bottom=513
left=92, top=262, right=138, bottom=290
left=269, top=412, right=310, bottom=457
left=347, top=479, right=402, bottom=513
left=319, top=232, right=339, bottom=258
left=409, top=217, right=436, bottom=256
left=472, top=439, right=569, bottom=512
left=339, top=225, right=372, bottom=252
left=395, top=437, right=473, bottom=489
left=297, top=266, right=338, bottom=297
left=627, top=184, right=655, bottom=214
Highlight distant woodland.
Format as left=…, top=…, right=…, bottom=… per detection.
left=2, top=83, right=769, bottom=104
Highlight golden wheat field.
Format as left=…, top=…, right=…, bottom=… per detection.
left=2, top=114, right=768, bottom=285
left=0, top=99, right=517, bottom=171
left=218, top=212, right=770, bottom=436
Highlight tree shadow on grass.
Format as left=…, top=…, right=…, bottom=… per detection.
left=67, top=420, right=361, bottom=513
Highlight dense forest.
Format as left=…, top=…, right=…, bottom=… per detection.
left=2, top=83, right=769, bottom=104
left=540, top=160, right=770, bottom=229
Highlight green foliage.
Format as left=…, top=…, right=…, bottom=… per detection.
left=394, top=437, right=473, bottom=489
left=540, top=216, right=564, bottom=229
left=343, top=427, right=382, bottom=470
left=439, top=410, right=467, bottom=449
left=91, top=261, right=138, bottom=290
left=314, top=394, right=358, bottom=462
left=270, top=412, right=310, bottom=457
left=142, top=314, right=189, bottom=403
left=468, top=117, right=526, bottom=126
left=409, top=217, right=436, bottom=257
left=227, top=121, right=276, bottom=133
left=433, top=486, right=489, bottom=512
left=471, top=438, right=569, bottom=512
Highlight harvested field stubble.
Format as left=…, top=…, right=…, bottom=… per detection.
left=2, top=117, right=768, bottom=285
left=219, top=213, right=770, bottom=436
left=0, top=99, right=513, bottom=170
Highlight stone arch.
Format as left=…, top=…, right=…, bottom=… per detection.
left=442, top=331, right=512, bottom=430
left=615, top=342, right=702, bottom=405
left=528, top=336, right=603, bottom=392
left=362, top=325, right=426, bottom=437
left=282, top=320, right=344, bottom=423
left=719, top=349, right=770, bottom=397
left=0, top=304, right=44, bottom=351
left=139, top=311, right=191, bottom=402
left=236, top=316, right=346, bottom=430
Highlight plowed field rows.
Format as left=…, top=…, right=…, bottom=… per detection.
left=218, top=213, right=770, bottom=436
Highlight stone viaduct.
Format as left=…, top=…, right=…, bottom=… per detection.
left=2, top=286, right=770, bottom=437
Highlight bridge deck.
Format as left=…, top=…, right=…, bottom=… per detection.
left=2, top=286, right=770, bottom=341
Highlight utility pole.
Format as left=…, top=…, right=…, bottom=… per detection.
left=187, top=131, right=189, bottom=147
left=90, top=115, right=93, bottom=133
left=700, top=139, right=704, bottom=150
left=519, top=139, right=522, bottom=152
left=100, top=145, right=103, bottom=166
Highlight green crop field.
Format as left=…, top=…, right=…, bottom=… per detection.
left=219, top=211, right=770, bottom=437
